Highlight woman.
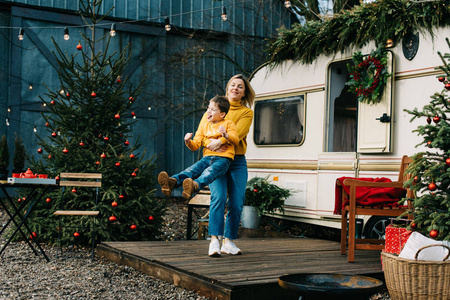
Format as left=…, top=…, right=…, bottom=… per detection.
left=200, top=74, right=255, bottom=257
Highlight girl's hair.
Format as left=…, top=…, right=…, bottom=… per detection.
left=226, top=74, right=255, bottom=108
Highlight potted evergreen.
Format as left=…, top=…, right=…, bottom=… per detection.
left=242, top=176, right=292, bottom=229
left=13, top=136, right=25, bottom=176
left=0, top=135, right=9, bottom=180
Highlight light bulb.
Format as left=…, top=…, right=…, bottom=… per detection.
left=221, top=7, right=227, bottom=21
left=284, top=1, right=291, bottom=8
left=64, top=27, right=70, bottom=40
left=6, top=119, right=9, bottom=126
left=33, top=126, right=37, bottom=133
left=18, top=28, right=24, bottom=40
left=165, top=18, right=171, bottom=31
left=110, top=23, right=116, bottom=37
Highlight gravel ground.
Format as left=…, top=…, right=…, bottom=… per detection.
left=0, top=198, right=389, bottom=299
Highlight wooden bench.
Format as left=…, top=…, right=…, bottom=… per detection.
left=186, top=189, right=210, bottom=240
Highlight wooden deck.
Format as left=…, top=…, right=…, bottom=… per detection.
left=97, top=238, right=384, bottom=300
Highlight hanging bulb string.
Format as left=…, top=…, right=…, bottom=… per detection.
left=0, top=1, right=248, bottom=31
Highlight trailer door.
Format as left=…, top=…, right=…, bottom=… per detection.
left=357, top=51, right=395, bottom=153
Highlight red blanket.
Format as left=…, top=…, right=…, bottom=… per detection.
left=334, top=177, right=406, bottom=215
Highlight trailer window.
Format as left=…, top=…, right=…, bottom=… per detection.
left=253, top=96, right=305, bottom=145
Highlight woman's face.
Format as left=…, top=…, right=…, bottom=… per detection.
left=227, top=78, right=246, bottom=102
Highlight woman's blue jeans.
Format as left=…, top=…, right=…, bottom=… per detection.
left=208, top=155, right=247, bottom=240
left=172, top=156, right=231, bottom=190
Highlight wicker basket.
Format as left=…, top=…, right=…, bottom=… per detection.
left=382, top=245, right=450, bottom=300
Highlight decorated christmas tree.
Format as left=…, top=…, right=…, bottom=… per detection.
left=404, top=38, right=450, bottom=241
left=26, top=0, right=165, bottom=246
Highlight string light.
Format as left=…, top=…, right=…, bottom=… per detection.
left=110, top=23, right=116, bottom=37
left=18, top=28, right=24, bottom=40
left=7, top=107, right=11, bottom=113
left=63, top=27, right=70, bottom=40
left=164, top=18, right=171, bottom=31
left=29, top=84, right=33, bottom=90
left=221, top=7, right=227, bottom=21
left=147, top=106, right=152, bottom=111
left=284, top=1, right=291, bottom=8
left=6, top=119, right=9, bottom=126
left=33, top=126, right=37, bottom=133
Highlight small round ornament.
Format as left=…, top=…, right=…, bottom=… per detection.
left=426, top=117, right=431, bottom=124
left=63, top=148, right=69, bottom=154
left=130, top=224, right=137, bottom=230
left=51, top=132, right=57, bottom=137
left=446, top=83, right=450, bottom=90
left=103, top=136, right=109, bottom=141
left=131, top=171, right=137, bottom=177
left=95, top=161, right=100, bottom=165
left=124, top=140, right=130, bottom=146
left=50, top=100, right=55, bottom=105
left=129, top=153, right=135, bottom=158
left=410, top=222, right=417, bottom=229
left=100, top=153, right=106, bottom=158
left=73, top=232, right=80, bottom=238
left=118, top=194, right=125, bottom=199
left=76, top=43, right=82, bottom=50
left=115, top=162, right=121, bottom=167
left=433, top=115, right=440, bottom=123
left=111, top=201, right=118, bottom=207
left=438, top=76, right=445, bottom=82
left=428, top=182, right=437, bottom=191
left=115, top=114, right=120, bottom=119
left=79, top=141, right=85, bottom=146
left=37, top=148, right=43, bottom=154
left=46, top=197, right=51, bottom=203
left=91, top=91, right=97, bottom=98
left=109, top=215, right=117, bottom=222
left=148, top=215, right=154, bottom=222
left=430, top=229, right=439, bottom=238
left=446, top=158, right=450, bottom=166
left=71, top=188, right=77, bottom=193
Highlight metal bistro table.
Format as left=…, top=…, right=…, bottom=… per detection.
left=0, top=177, right=58, bottom=262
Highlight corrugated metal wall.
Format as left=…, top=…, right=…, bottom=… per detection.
left=0, top=0, right=291, bottom=180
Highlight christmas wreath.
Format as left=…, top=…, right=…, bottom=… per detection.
left=346, top=46, right=392, bottom=105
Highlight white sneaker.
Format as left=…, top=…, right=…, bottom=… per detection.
left=208, top=239, right=221, bottom=257
left=221, top=240, right=242, bottom=255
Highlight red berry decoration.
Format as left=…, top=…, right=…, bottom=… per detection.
left=115, top=114, right=120, bottom=119
left=446, top=158, right=450, bottom=166
left=55, top=176, right=60, bottom=181
left=115, top=162, right=121, bottom=167
left=129, top=153, right=135, bottom=158
left=50, top=100, right=55, bottom=105
left=46, top=197, right=51, bottom=203
left=426, top=117, right=431, bottom=124
left=439, top=76, right=445, bottom=82
left=95, top=161, right=100, bottom=165
left=118, top=194, right=125, bottom=199
left=410, top=222, right=417, bottom=229
left=17, top=198, right=21, bottom=202
left=76, top=43, right=82, bottom=50
left=253, top=189, right=258, bottom=193
left=37, top=148, right=43, bottom=154
left=148, top=215, right=154, bottom=222
left=111, top=201, right=118, bottom=207
left=63, top=148, right=69, bottom=154
left=413, top=176, right=420, bottom=183
left=130, top=224, right=137, bottom=230
left=30, top=232, right=37, bottom=239
left=79, top=141, right=85, bottom=146
left=430, top=229, right=439, bottom=238
left=71, top=188, right=77, bottom=193
left=73, top=232, right=80, bottom=238
left=51, top=132, right=57, bottom=137
left=124, top=140, right=130, bottom=146
left=48, top=154, right=52, bottom=159
left=131, top=171, right=137, bottom=177
left=45, top=122, right=50, bottom=126
left=433, top=115, right=440, bottom=123
left=109, top=215, right=117, bottom=222
left=66, top=92, right=70, bottom=97
left=100, top=153, right=106, bottom=158
left=91, top=91, right=97, bottom=97
left=446, top=83, right=450, bottom=90
left=428, top=182, right=437, bottom=191
left=129, top=96, right=134, bottom=101
left=427, top=141, right=432, bottom=148
left=131, top=111, right=136, bottom=117
left=103, top=136, right=109, bottom=141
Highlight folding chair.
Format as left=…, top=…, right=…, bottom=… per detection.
left=54, top=173, right=102, bottom=259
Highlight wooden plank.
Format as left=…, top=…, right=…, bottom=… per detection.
left=54, top=210, right=99, bottom=216
left=59, top=181, right=102, bottom=187
left=60, top=173, right=102, bottom=179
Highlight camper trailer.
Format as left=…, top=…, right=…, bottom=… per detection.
left=247, top=27, right=450, bottom=238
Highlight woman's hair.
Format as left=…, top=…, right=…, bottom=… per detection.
left=226, top=74, right=255, bottom=108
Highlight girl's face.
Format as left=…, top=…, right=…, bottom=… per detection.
left=227, top=78, right=246, bottom=102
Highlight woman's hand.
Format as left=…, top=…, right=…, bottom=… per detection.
left=207, top=139, right=228, bottom=152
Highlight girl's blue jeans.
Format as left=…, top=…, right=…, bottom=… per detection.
left=172, top=156, right=231, bottom=191
left=208, top=155, right=247, bottom=240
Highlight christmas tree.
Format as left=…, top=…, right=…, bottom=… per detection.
left=405, top=38, right=450, bottom=241
left=26, top=0, right=166, bottom=246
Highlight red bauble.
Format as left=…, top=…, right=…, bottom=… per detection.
left=413, top=176, right=420, bottom=183
left=130, top=224, right=137, bottom=230
left=30, top=232, right=37, bottom=239
left=79, top=141, right=85, bottom=146
left=46, top=197, right=51, bottom=203
left=131, top=111, right=136, bottom=117
left=430, top=229, right=439, bottom=238
left=100, top=153, right=106, bottom=158
left=439, top=76, right=445, bottom=82
left=45, top=122, right=50, bottom=126
left=124, top=140, right=130, bottom=146
left=17, top=198, right=21, bottom=202
left=50, top=100, right=55, bottom=105
left=426, top=117, right=431, bottom=124
left=115, top=162, right=121, bottom=167
left=253, top=189, right=258, bottom=193
left=446, top=83, right=450, bottom=90
left=427, top=141, right=432, bottom=148
left=55, top=176, right=60, bottom=181
left=129, top=153, right=135, bottom=158
left=111, top=201, right=118, bottom=207
left=95, top=161, right=100, bottom=165
left=446, top=158, right=450, bottom=166
left=91, top=91, right=97, bottom=98
left=51, top=132, right=57, bottom=137
left=428, top=182, right=437, bottom=191
left=148, top=215, right=154, bottom=222
left=109, top=215, right=117, bottom=222
left=76, top=43, right=82, bottom=50
left=117, top=77, right=122, bottom=83
left=48, top=154, right=52, bottom=159
left=433, top=115, right=440, bottom=123
left=73, top=232, right=80, bottom=238
left=103, top=136, right=109, bottom=141
left=63, top=148, right=69, bottom=154
left=129, top=96, right=134, bottom=101
left=131, top=171, right=137, bottom=177
left=115, top=114, right=120, bottom=119
left=66, top=92, right=70, bottom=97
left=37, top=148, right=43, bottom=154
left=410, top=222, right=417, bottom=229
left=71, top=188, right=77, bottom=193
left=118, top=194, right=125, bottom=199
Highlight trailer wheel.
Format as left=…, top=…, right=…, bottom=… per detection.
left=363, top=216, right=391, bottom=239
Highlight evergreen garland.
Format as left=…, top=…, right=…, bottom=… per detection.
left=267, top=0, right=450, bottom=65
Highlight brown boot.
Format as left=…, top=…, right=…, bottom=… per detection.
left=158, top=172, right=176, bottom=197
left=182, top=178, right=199, bottom=200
